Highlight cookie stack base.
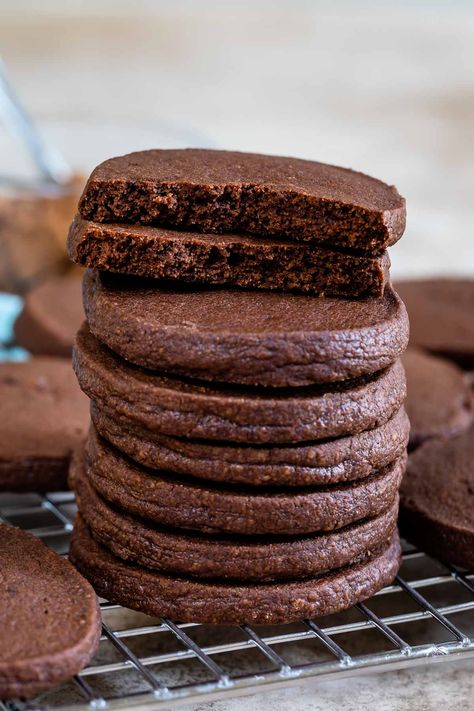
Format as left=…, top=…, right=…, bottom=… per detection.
left=70, top=516, right=401, bottom=625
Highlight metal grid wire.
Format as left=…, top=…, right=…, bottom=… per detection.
left=1, top=490, right=474, bottom=711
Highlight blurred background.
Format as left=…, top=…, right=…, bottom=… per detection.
left=0, top=0, right=473, bottom=288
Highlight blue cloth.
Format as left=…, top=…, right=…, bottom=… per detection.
left=0, top=293, right=29, bottom=361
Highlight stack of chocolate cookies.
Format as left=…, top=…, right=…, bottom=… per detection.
left=68, top=149, right=409, bottom=625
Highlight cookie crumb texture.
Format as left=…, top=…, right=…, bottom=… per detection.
left=78, top=149, right=406, bottom=251
left=68, top=217, right=390, bottom=298
left=0, top=523, right=100, bottom=699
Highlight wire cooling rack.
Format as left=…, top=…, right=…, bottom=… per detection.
left=1, top=490, right=473, bottom=711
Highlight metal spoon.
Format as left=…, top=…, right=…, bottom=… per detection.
left=0, top=57, right=72, bottom=185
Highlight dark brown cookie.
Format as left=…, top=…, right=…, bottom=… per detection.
left=400, top=427, right=474, bottom=568
left=70, top=516, right=401, bottom=625
left=14, top=276, right=83, bottom=357
left=403, top=348, right=473, bottom=449
left=74, top=324, right=407, bottom=444
left=92, top=402, right=409, bottom=487
left=68, top=218, right=390, bottom=298
left=78, top=149, right=406, bottom=251
left=395, top=279, right=474, bottom=368
left=82, top=270, right=409, bottom=387
left=0, top=358, right=90, bottom=492
left=0, top=522, right=100, bottom=699
left=84, top=428, right=405, bottom=535
left=72, top=451, right=399, bottom=581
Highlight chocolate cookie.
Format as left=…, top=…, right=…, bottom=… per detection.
left=68, top=218, right=390, bottom=298
left=78, top=149, right=406, bottom=251
left=92, top=403, right=409, bottom=487
left=74, top=324, right=407, bottom=444
left=0, top=522, right=100, bottom=699
left=70, top=516, right=401, bottom=625
left=14, top=276, right=83, bottom=357
left=85, top=429, right=405, bottom=535
left=0, top=358, right=90, bottom=492
left=72, top=452, right=399, bottom=581
left=395, top=279, right=474, bottom=367
left=400, top=428, right=474, bottom=568
left=82, top=270, right=409, bottom=387
left=403, top=348, right=473, bottom=449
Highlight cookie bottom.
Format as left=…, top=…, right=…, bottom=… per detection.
left=70, top=516, right=401, bottom=625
